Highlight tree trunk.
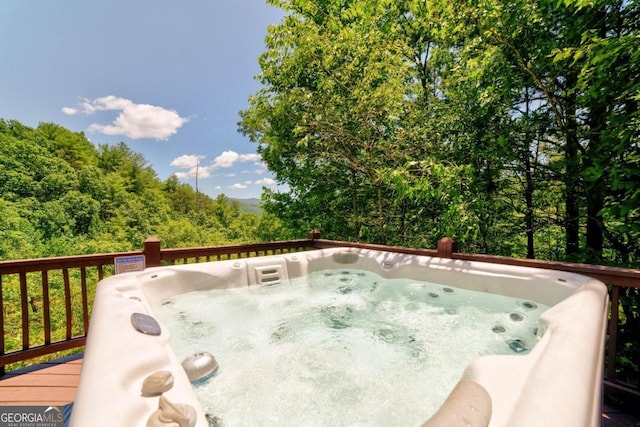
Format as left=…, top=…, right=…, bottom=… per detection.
left=525, top=154, right=536, bottom=259
left=524, top=88, right=535, bottom=259
left=564, top=82, right=581, bottom=257
left=584, top=9, right=608, bottom=263
left=585, top=111, right=606, bottom=262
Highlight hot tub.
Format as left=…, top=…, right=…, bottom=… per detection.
left=70, top=247, right=608, bottom=427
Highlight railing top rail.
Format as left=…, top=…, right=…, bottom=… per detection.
left=449, top=252, right=640, bottom=285
left=159, top=239, right=314, bottom=260
left=313, top=239, right=640, bottom=288
left=0, top=240, right=316, bottom=276
left=312, top=239, right=439, bottom=257
left=0, top=251, right=143, bottom=275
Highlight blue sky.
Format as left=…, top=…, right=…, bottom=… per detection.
left=0, top=0, right=284, bottom=199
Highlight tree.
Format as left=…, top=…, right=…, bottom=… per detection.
left=97, top=142, right=160, bottom=194
left=242, top=0, right=442, bottom=243
left=561, top=0, right=640, bottom=263
left=0, top=200, right=38, bottom=259
left=164, top=175, right=198, bottom=215
left=36, top=122, right=97, bottom=169
left=244, top=0, right=639, bottom=264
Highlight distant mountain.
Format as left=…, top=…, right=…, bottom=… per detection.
left=231, top=198, right=262, bottom=215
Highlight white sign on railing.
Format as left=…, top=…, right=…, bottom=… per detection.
left=114, top=255, right=146, bottom=274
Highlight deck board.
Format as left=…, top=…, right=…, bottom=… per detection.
left=0, top=356, right=82, bottom=406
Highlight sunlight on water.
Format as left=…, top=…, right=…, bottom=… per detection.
left=154, top=269, right=548, bottom=427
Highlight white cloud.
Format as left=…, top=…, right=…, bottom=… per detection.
left=196, top=167, right=212, bottom=179
left=239, top=153, right=262, bottom=163
left=170, top=154, right=205, bottom=169
left=176, top=166, right=210, bottom=179
left=212, top=151, right=240, bottom=168
left=229, top=183, right=248, bottom=189
left=171, top=150, right=266, bottom=183
left=211, top=151, right=263, bottom=169
left=61, top=107, right=78, bottom=115
left=63, top=95, right=188, bottom=140
left=255, top=178, right=276, bottom=186
left=169, top=155, right=210, bottom=179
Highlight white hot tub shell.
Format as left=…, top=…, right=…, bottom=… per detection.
left=70, top=247, right=608, bottom=427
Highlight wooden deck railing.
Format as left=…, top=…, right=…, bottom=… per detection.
left=1, top=233, right=639, bottom=403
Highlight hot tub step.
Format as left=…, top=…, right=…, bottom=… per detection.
left=246, top=258, right=289, bottom=286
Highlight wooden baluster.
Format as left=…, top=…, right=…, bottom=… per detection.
left=81, top=267, right=89, bottom=335
left=607, top=286, right=620, bottom=381
left=63, top=269, right=72, bottom=340
left=42, top=271, right=51, bottom=345
left=20, top=273, right=29, bottom=351
left=0, top=275, right=5, bottom=376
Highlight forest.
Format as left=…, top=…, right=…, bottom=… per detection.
left=241, top=0, right=640, bottom=267
left=0, top=119, right=285, bottom=261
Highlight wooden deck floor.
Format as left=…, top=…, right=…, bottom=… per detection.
left=0, top=355, right=638, bottom=426
left=602, top=403, right=640, bottom=427
left=0, top=354, right=82, bottom=406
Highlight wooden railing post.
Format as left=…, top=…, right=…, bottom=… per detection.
left=437, top=237, right=457, bottom=259
left=144, top=237, right=162, bottom=267
left=308, top=229, right=321, bottom=240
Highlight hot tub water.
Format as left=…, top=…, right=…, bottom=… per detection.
left=154, top=269, right=548, bottom=426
